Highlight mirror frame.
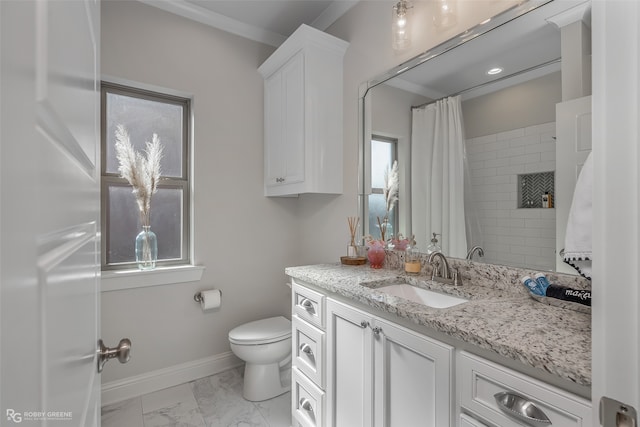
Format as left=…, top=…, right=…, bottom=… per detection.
left=358, top=0, right=559, bottom=251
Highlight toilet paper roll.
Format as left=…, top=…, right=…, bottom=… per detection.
left=200, top=289, right=221, bottom=311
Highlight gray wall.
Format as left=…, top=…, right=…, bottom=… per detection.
left=101, top=1, right=297, bottom=384
left=462, top=72, right=562, bottom=139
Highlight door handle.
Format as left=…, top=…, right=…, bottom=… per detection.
left=97, top=338, right=131, bottom=373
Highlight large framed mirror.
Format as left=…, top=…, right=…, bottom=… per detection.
left=359, top=0, right=592, bottom=274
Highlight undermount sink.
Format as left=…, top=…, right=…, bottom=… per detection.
left=374, top=283, right=469, bottom=308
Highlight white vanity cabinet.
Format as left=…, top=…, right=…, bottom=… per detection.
left=458, top=352, right=592, bottom=427
left=326, top=298, right=453, bottom=427
left=290, top=278, right=591, bottom=427
left=258, top=25, right=348, bottom=197
left=292, top=282, right=327, bottom=427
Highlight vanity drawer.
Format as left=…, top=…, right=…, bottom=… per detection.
left=458, top=352, right=592, bottom=427
left=460, top=413, right=490, bottom=427
left=293, top=315, right=325, bottom=388
left=293, top=367, right=325, bottom=427
left=292, top=281, right=325, bottom=329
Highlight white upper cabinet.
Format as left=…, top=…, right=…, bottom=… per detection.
left=258, top=25, right=348, bottom=197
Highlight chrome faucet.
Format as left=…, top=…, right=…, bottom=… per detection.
left=466, top=245, right=484, bottom=261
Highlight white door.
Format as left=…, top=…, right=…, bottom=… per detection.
left=1, top=0, right=102, bottom=425
left=326, top=299, right=374, bottom=427
left=372, top=318, right=453, bottom=427
left=592, top=0, right=640, bottom=425
left=555, top=96, right=592, bottom=274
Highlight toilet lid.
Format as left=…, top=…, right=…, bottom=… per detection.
left=228, top=316, right=291, bottom=345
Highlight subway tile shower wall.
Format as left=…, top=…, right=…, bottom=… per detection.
left=466, top=122, right=556, bottom=271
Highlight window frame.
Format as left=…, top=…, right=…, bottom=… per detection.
left=369, top=135, right=399, bottom=239
left=100, top=81, right=191, bottom=270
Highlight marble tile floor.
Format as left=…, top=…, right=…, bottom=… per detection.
left=101, top=367, right=292, bottom=427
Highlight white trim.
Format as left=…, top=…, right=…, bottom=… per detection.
left=101, top=265, right=205, bottom=292
left=591, top=0, right=640, bottom=418
left=545, top=1, right=591, bottom=29
left=258, top=24, right=349, bottom=78
left=101, top=75, right=194, bottom=100
left=101, top=351, right=243, bottom=406
left=137, top=0, right=286, bottom=47
left=311, top=1, right=359, bottom=31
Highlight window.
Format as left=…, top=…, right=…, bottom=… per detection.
left=368, top=136, right=398, bottom=239
left=101, top=82, right=191, bottom=270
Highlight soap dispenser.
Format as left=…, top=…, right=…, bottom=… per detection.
left=426, top=233, right=441, bottom=254
left=404, top=235, right=421, bottom=275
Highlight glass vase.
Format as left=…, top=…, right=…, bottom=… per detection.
left=367, top=242, right=386, bottom=269
left=135, top=226, right=157, bottom=270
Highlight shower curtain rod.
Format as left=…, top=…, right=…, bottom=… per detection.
left=411, top=58, right=561, bottom=110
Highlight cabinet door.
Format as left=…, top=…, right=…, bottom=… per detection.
left=326, top=299, right=374, bottom=427
left=373, top=318, right=453, bottom=427
left=264, top=53, right=305, bottom=189
left=264, top=71, right=284, bottom=186
left=280, top=52, right=305, bottom=185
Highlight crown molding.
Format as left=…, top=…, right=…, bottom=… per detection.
left=138, top=0, right=287, bottom=47
left=311, top=1, right=359, bottom=31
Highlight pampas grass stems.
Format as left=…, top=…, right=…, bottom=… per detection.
left=115, top=124, right=163, bottom=228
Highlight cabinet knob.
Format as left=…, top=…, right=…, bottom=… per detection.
left=276, top=177, right=286, bottom=183
left=372, top=326, right=382, bottom=335
left=360, top=320, right=369, bottom=328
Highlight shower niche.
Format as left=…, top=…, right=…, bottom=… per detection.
left=518, top=171, right=555, bottom=209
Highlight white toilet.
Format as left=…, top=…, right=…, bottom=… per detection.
left=228, top=316, right=292, bottom=401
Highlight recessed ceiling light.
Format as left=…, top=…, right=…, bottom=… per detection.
left=487, top=67, right=503, bottom=75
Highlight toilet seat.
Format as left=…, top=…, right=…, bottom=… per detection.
left=228, top=316, right=291, bottom=345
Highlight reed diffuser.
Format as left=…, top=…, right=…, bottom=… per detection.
left=347, top=216, right=359, bottom=258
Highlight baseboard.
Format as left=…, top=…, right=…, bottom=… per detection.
left=101, top=351, right=243, bottom=406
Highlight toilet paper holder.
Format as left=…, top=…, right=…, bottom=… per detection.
left=194, top=290, right=222, bottom=303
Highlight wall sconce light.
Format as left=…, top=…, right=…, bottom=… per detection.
left=392, top=0, right=412, bottom=51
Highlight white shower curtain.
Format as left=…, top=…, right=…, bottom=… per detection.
left=411, top=95, right=468, bottom=258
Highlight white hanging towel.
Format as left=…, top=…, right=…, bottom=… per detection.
left=563, top=151, right=593, bottom=279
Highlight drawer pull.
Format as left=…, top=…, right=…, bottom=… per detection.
left=300, top=397, right=314, bottom=413
left=299, top=298, right=315, bottom=314
left=299, top=342, right=314, bottom=357
left=494, top=392, right=552, bottom=426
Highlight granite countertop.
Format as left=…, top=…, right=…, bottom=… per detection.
left=285, top=263, right=591, bottom=388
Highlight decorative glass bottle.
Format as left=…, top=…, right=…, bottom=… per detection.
left=404, top=237, right=421, bottom=275
left=426, top=232, right=441, bottom=254
left=135, top=226, right=157, bottom=270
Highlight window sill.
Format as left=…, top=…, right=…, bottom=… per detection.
left=101, top=265, right=205, bottom=292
